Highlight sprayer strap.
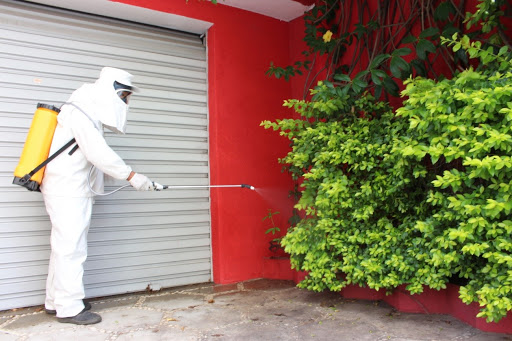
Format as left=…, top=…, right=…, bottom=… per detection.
left=27, top=138, right=76, bottom=178
left=68, top=144, right=79, bottom=155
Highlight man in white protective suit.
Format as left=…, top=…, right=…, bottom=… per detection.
left=40, top=67, right=162, bottom=325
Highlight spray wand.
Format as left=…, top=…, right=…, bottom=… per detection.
left=162, top=184, right=255, bottom=190
left=88, top=166, right=255, bottom=196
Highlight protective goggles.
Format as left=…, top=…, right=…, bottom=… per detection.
left=114, top=81, right=133, bottom=104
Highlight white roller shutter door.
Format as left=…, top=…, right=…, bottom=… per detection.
left=0, top=0, right=210, bottom=310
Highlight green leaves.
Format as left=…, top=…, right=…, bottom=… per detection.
left=442, top=33, right=512, bottom=72
left=415, top=28, right=439, bottom=60
left=397, top=43, right=512, bottom=322
left=266, top=89, right=432, bottom=295
left=263, top=22, right=512, bottom=325
left=352, top=71, right=369, bottom=93
left=266, top=60, right=311, bottom=81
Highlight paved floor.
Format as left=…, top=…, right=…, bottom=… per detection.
left=0, top=279, right=511, bottom=341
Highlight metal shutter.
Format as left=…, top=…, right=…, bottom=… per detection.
left=0, top=0, right=210, bottom=310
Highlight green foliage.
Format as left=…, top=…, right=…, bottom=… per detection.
left=263, top=209, right=281, bottom=238
left=262, top=37, right=512, bottom=321
left=442, top=33, right=512, bottom=71
left=266, top=61, right=311, bottom=81
left=395, top=40, right=512, bottom=322
left=465, top=0, right=511, bottom=45
left=263, top=88, right=436, bottom=293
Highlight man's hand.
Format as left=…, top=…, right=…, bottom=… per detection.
left=129, top=173, right=159, bottom=191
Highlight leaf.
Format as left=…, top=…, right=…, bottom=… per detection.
left=370, top=54, right=391, bottom=69
left=352, top=71, right=369, bottom=92
left=367, top=20, right=380, bottom=30
left=410, top=59, right=427, bottom=77
left=354, top=22, right=367, bottom=34
left=373, top=69, right=388, bottom=78
left=353, top=70, right=369, bottom=80
left=382, top=76, right=399, bottom=97
left=353, top=78, right=368, bottom=89
left=402, top=34, right=417, bottom=44
left=390, top=56, right=410, bottom=78
left=419, top=27, right=440, bottom=39
left=374, top=84, right=383, bottom=99
left=417, top=39, right=437, bottom=60
left=334, top=73, right=351, bottom=82
left=434, top=2, right=455, bottom=21
left=392, top=48, right=412, bottom=57
left=324, top=80, right=334, bottom=88
left=498, top=46, right=509, bottom=57
left=371, top=70, right=383, bottom=85
left=442, top=25, right=460, bottom=39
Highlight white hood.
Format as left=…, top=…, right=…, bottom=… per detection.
left=67, top=67, right=139, bottom=134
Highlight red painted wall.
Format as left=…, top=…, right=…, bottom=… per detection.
left=288, top=15, right=312, bottom=101
left=340, top=282, right=512, bottom=334
left=114, top=0, right=296, bottom=283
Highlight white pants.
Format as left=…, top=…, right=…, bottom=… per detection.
left=43, top=195, right=92, bottom=318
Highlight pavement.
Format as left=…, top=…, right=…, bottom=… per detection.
left=0, top=279, right=511, bottom=341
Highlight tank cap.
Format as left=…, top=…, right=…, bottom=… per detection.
left=37, top=103, right=61, bottom=113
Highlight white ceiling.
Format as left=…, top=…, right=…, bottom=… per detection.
left=219, top=0, right=313, bottom=22
left=24, top=0, right=312, bottom=34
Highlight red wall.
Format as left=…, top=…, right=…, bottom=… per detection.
left=114, top=0, right=296, bottom=283
left=288, top=15, right=312, bottom=101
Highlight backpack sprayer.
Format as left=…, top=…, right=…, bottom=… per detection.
left=13, top=103, right=256, bottom=194
left=13, top=103, right=61, bottom=191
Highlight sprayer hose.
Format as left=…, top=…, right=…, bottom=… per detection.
left=87, top=166, right=130, bottom=196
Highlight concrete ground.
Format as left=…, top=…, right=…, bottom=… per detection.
left=0, top=279, right=511, bottom=341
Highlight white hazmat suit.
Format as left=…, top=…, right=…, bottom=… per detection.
left=40, top=67, right=157, bottom=321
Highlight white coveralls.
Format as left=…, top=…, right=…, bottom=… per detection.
left=40, top=68, right=136, bottom=318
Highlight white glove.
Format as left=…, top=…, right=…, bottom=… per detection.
left=153, top=182, right=164, bottom=191
left=129, top=173, right=154, bottom=191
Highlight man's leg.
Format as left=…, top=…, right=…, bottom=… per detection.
left=43, top=195, right=92, bottom=318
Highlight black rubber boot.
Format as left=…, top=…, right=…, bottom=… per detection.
left=58, top=311, right=102, bottom=325
left=45, top=300, right=91, bottom=315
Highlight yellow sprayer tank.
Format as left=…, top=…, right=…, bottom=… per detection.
left=13, top=103, right=60, bottom=191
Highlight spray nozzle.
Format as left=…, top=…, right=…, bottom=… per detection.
left=241, top=184, right=255, bottom=190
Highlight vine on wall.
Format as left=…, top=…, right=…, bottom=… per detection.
left=268, top=0, right=511, bottom=99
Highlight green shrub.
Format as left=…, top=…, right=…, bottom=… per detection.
left=262, top=37, right=512, bottom=322
left=395, top=37, right=512, bottom=321
left=262, top=85, right=438, bottom=293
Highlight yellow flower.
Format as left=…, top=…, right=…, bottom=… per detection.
left=323, top=30, right=333, bottom=43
